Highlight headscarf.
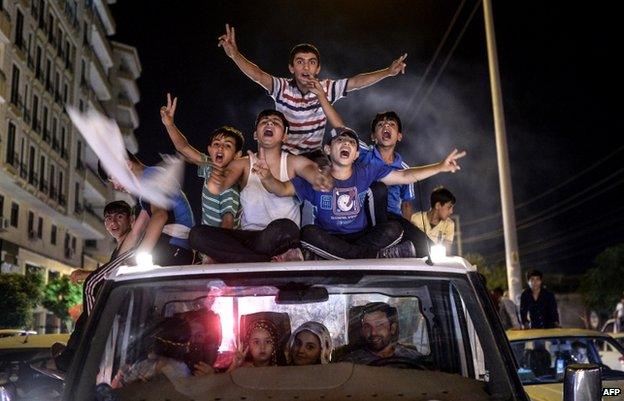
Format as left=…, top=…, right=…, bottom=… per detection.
left=245, top=319, right=279, bottom=366
left=286, top=321, right=332, bottom=365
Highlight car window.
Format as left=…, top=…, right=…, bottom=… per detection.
left=70, top=272, right=515, bottom=401
left=512, top=336, right=624, bottom=384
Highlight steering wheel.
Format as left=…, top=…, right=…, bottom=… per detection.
left=367, top=356, right=428, bottom=370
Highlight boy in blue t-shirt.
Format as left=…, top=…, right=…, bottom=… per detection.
left=358, top=111, right=432, bottom=257
left=252, top=127, right=465, bottom=260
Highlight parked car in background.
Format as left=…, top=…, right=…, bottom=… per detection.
left=0, top=333, right=69, bottom=401
left=0, top=330, right=38, bottom=339
left=507, top=328, right=624, bottom=401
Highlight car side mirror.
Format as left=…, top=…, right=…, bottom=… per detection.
left=563, top=363, right=601, bottom=401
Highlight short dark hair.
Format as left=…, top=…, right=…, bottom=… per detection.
left=361, top=302, right=399, bottom=341
left=289, top=43, right=321, bottom=66
left=431, top=186, right=456, bottom=208
left=255, top=109, right=290, bottom=131
left=209, top=126, right=245, bottom=152
left=492, top=287, right=504, bottom=296
left=103, top=201, right=132, bottom=217
left=526, top=269, right=543, bottom=280
left=371, top=111, right=403, bottom=133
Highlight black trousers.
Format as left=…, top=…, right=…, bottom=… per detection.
left=189, top=218, right=300, bottom=263
left=300, top=221, right=403, bottom=260
left=369, top=182, right=432, bottom=258
left=152, top=234, right=195, bottom=266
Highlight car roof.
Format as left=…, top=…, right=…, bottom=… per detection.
left=112, top=256, right=476, bottom=282
left=506, top=328, right=611, bottom=342
left=0, top=333, right=70, bottom=349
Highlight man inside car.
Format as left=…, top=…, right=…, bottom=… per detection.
left=339, top=302, right=421, bottom=364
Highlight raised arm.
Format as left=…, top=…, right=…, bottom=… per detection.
left=218, top=24, right=273, bottom=92
left=136, top=207, right=169, bottom=256
left=160, top=94, right=203, bottom=164
left=381, top=149, right=466, bottom=185
left=307, top=78, right=345, bottom=128
left=346, top=53, right=407, bottom=92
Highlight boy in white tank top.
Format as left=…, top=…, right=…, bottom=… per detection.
left=189, top=109, right=332, bottom=263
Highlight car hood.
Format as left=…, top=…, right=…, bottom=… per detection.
left=116, top=363, right=496, bottom=401
left=524, top=380, right=624, bottom=401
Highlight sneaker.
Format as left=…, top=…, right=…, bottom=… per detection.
left=377, top=240, right=416, bottom=259
left=271, top=248, right=304, bottom=262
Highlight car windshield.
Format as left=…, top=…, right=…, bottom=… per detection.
left=511, top=336, right=624, bottom=385
left=70, top=269, right=518, bottom=401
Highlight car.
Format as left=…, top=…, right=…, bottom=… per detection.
left=602, top=318, right=617, bottom=334
left=609, top=331, right=624, bottom=348
left=61, top=257, right=531, bottom=401
left=0, top=330, right=38, bottom=339
left=0, top=333, right=69, bottom=401
left=507, top=328, right=624, bottom=401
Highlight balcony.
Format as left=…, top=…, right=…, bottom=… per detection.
left=117, top=97, right=139, bottom=129
left=84, top=165, right=107, bottom=202
left=19, top=163, right=28, bottom=180
left=43, top=129, right=51, bottom=144
left=112, top=42, right=141, bottom=79
left=83, top=203, right=106, bottom=238
left=39, top=179, right=48, bottom=194
left=0, top=9, right=10, bottom=43
left=117, top=73, right=140, bottom=104
left=89, top=58, right=112, bottom=100
left=92, top=0, right=116, bottom=36
left=49, top=186, right=58, bottom=201
left=8, top=95, right=23, bottom=118
left=14, top=37, right=28, bottom=61
left=120, top=126, right=138, bottom=154
left=6, top=152, right=20, bottom=173
left=90, top=15, right=113, bottom=70
left=28, top=172, right=39, bottom=188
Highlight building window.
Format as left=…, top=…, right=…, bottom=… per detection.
left=63, top=83, right=68, bottom=103
left=6, top=122, right=16, bottom=166
left=26, top=263, right=44, bottom=277
left=14, top=10, right=24, bottom=48
left=32, top=94, right=39, bottom=131
left=10, top=65, right=20, bottom=105
left=39, top=155, right=46, bottom=191
left=51, top=225, right=57, bottom=245
left=48, top=270, right=59, bottom=283
left=10, top=203, right=19, bottom=227
left=43, top=105, right=49, bottom=139
left=49, top=164, right=55, bottom=198
left=76, top=140, right=83, bottom=169
left=0, top=195, right=4, bottom=217
left=45, top=58, right=51, bottom=90
left=37, top=217, right=43, bottom=239
left=28, top=146, right=36, bottom=185
left=35, top=46, right=42, bottom=78
left=71, top=236, right=76, bottom=251
left=28, top=210, right=34, bottom=234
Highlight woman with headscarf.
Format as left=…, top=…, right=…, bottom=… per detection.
left=285, top=321, right=332, bottom=365
left=228, top=319, right=280, bottom=371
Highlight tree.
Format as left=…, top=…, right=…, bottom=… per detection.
left=0, top=273, right=43, bottom=328
left=580, top=244, right=624, bottom=315
left=42, top=275, right=83, bottom=332
left=464, top=253, right=508, bottom=291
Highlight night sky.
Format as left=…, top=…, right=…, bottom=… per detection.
left=109, top=1, right=621, bottom=274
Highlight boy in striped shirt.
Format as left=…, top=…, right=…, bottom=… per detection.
left=218, top=24, right=408, bottom=155
left=160, top=94, right=244, bottom=229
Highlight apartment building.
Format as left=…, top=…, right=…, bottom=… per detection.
left=0, top=0, right=141, bottom=333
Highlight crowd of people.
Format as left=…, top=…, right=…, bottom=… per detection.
left=55, top=25, right=466, bottom=373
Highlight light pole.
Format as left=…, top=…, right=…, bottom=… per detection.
left=482, top=0, right=523, bottom=303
